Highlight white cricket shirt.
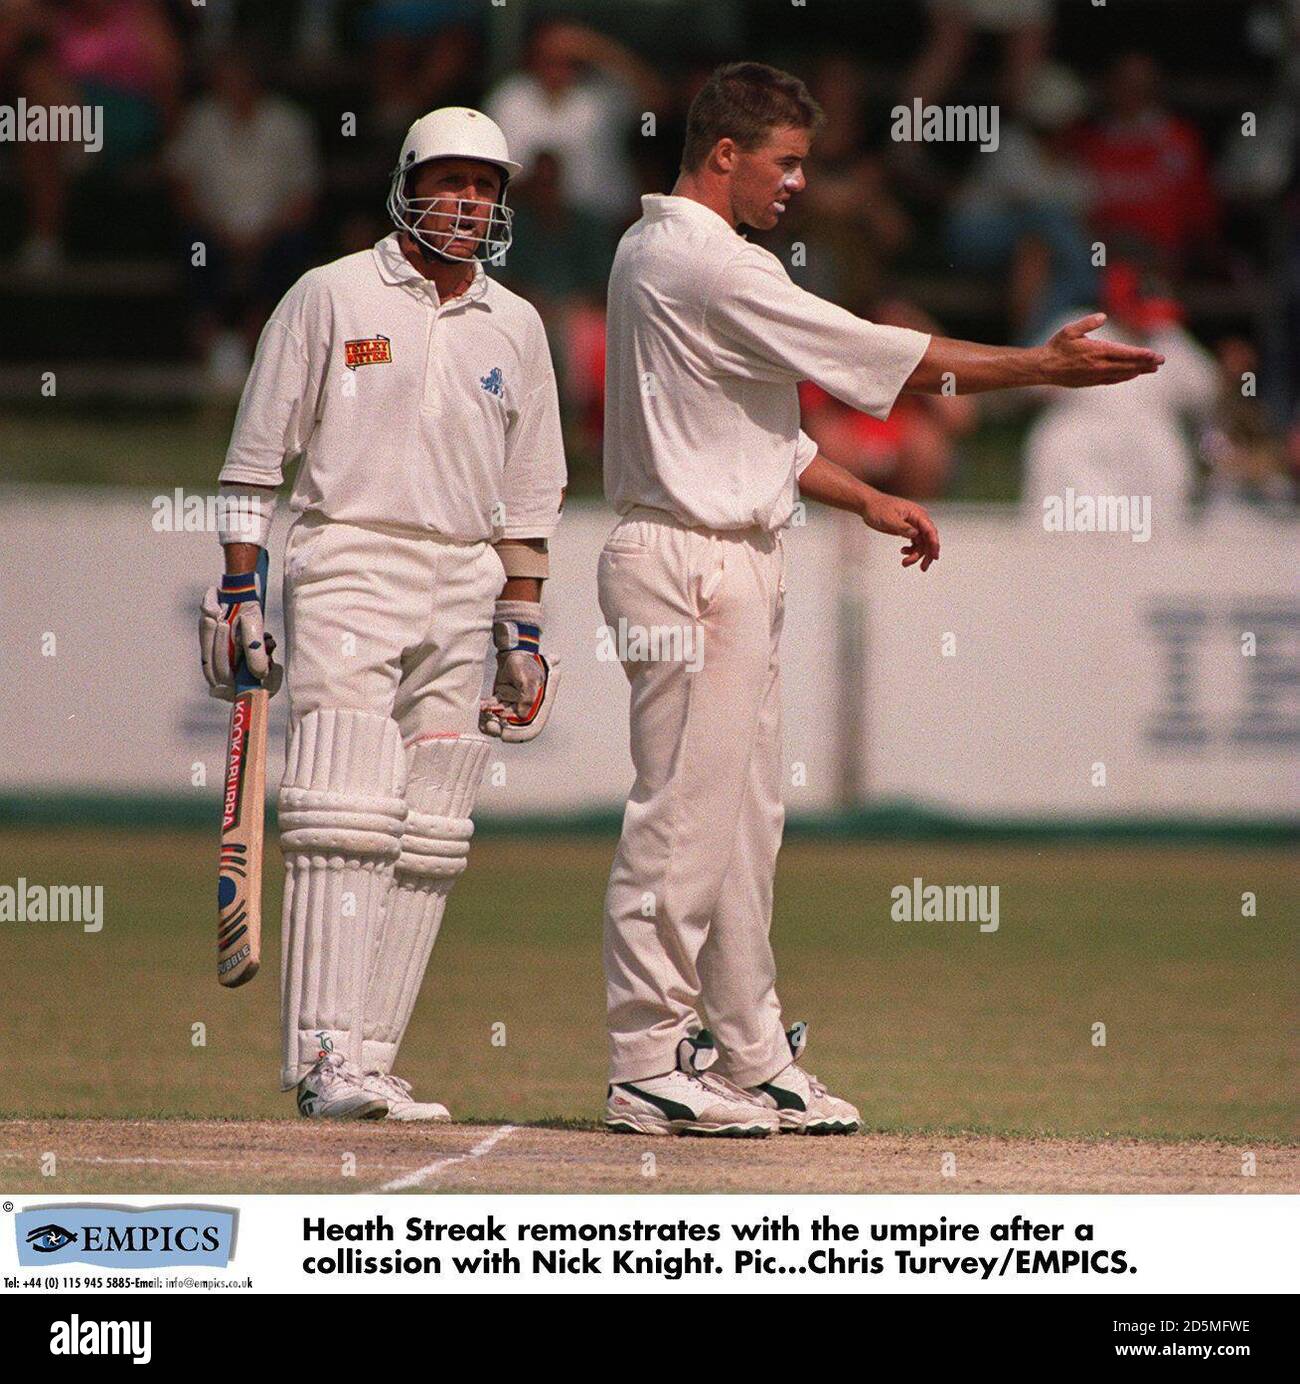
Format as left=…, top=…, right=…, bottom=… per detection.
left=220, top=234, right=566, bottom=542
left=603, top=195, right=931, bottom=531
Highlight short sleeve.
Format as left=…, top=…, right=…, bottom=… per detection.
left=705, top=250, right=931, bottom=420
left=794, top=429, right=819, bottom=476
left=219, top=275, right=325, bottom=488
left=500, top=317, right=567, bottom=538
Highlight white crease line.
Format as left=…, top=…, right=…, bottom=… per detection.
left=380, top=1124, right=518, bottom=1193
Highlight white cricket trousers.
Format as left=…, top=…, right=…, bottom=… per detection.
left=598, top=506, right=792, bottom=1088
left=283, top=514, right=503, bottom=739
left=277, top=514, right=501, bottom=1087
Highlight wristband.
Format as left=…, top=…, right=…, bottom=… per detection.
left=492, top=599, right=542, bottom=653
left=219, top=568, right=260, bottom=612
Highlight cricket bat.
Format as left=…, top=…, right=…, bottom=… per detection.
left=217, top=548, right=271, bottom=988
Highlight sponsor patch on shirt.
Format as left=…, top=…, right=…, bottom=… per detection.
left=344, top=335, right=392, bottom=369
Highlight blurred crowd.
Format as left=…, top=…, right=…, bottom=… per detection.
left=0, top=0, right=1294, bottom=509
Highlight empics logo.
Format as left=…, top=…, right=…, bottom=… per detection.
left=16, top=1205, right=236, bottom=1268
left=344, top=335, right=392, bottom=369
left=25, top=1223, right=76, bottom=1252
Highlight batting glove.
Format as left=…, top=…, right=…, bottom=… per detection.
left=200, top=569, right=283, bottom=701
left=479, top=599, right=559, bottom=742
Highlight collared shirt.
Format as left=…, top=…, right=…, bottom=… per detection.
left=220, top=234, right=566, bottom=542
left=603, top=194, right=931, bottom=531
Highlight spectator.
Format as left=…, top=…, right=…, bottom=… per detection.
left=946, top=62, right=1096, bottom=342
left=770, top=53, right=911, bottom=308
left=1200, top=338, right=1293, bottom=509
left=799, top=299, right=978, bottom=500
left=1074, top=52, right=1220, bottom=275
left=496, top=150, right=614, bottom=308
left=1021, top=262, right=1219, bottom=518
left=360, top=0, right=484, bottom=140
left=496, top=149, right=615, bottom=456
left=166, top=47, right=320, bottom=383
left=905, top=0, right=1053, bottom=108
left=11, top=0, right=182, bottom=272
left=486, top=19, right=667, bottom=231
left=640, top=54, right=726, bottom=195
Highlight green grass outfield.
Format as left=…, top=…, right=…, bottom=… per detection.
left=0, top=829, right=1294, bottom=1142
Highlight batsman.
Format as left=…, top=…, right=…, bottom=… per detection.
left=199, top=108, right=565, bottom=1120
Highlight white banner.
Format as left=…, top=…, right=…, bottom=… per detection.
left=0, top=488, right=1293, bottom=820
left=0, top=489, right=846, bottom=815
left=1, top=1193, right=1292, bottom=1296
left=852, top=508, right=1297, bottom=816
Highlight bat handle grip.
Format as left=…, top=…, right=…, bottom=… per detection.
left=233, top=547, right=271, bottom=694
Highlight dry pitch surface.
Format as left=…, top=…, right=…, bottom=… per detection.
left=1, top=1120, right=1294, bottom=1195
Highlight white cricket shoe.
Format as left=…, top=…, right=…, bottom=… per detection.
left=606, top=1031, right=779, bottom=1138
left=296, top=1051, right=388, bottom=1120
left=361, top=1071, right=451, bottom=1123
left=748, top=1022, right=861, bottom=1135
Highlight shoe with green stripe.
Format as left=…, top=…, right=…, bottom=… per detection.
left=606, top=1031, right=779, bottom=1137
left=748, top=1022, right=861, bottom=1135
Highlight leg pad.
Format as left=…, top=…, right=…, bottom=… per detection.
left=278, top=709, right=407, bottom=1088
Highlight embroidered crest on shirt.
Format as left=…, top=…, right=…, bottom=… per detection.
left=345, top=335, right=392, bottom=369
left=480, top=366, right=505, bottom=397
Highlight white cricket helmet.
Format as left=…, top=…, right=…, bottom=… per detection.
left=387, top=107, right=521, bottom=265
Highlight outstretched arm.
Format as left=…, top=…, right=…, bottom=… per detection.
left=798, top=453, right=941, bottom=572
left=904, top=313, right=1164, bottom=394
